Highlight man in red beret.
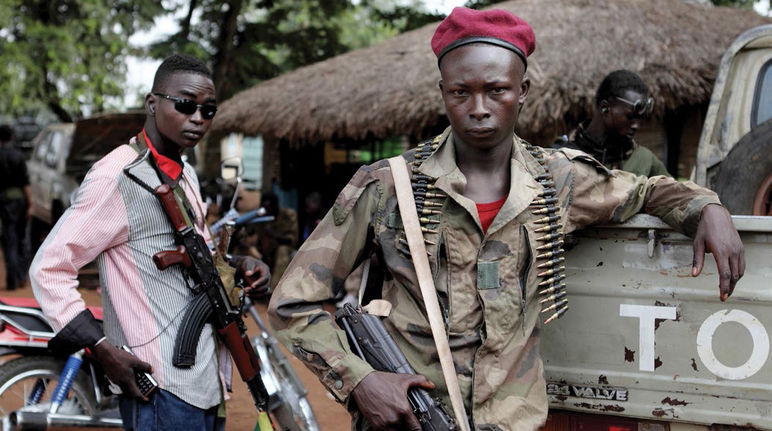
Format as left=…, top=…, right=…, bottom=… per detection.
left=269, top=7, right=743, bottom=430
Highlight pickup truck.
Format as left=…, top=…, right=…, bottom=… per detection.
left=541, top=25, right=772, bottom=430
left=26, top=112, right=145, bottom=248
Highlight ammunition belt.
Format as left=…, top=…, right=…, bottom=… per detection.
left=398, top=136, right=568, bottom=324
left=397, top=135, right=445, bottom=259
left=525, top=144, right=568, bottom=324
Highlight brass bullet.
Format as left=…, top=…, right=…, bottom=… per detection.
left=419, top=217, right=440, bottom=225
left=543, top=306, right=568, bottom=324
left=537, top=266, right=565, bottom=277
left=536, top=232, right=562, bottom=242
left=538, top=283, right=566, bottom=295
left=533, top=206, right=558, bottom=215
left=537, top=257, right=565, bottom=269
left=536, top=173, right=552, bottom=181
left=535, top=215, right=560, bottom=224
left=412, top=182, right=436, bottom=189
left=538, top=290, right=567, bottom=304
left=534, top=223, right=562, bottom=233
left=421, top=227, right=438, bottom=234
left=532, top=197, right=558, bottom=206
left=419, top=208, right=442, bottom=216
left=535, top=249, right=564, bottom=260
left=538, top=273, right=566, bottom=286
left=541, top=298, right=568, bottom=314
left=536, top=240, right=564, bottom=251
left=537, top=188, right=557, bottom=198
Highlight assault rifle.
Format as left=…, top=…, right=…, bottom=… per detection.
left=334, top=303, right=456, bottom=431
left=151, top=184, right=271, bottom=418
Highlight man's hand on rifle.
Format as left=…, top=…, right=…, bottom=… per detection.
left=234, top=255, right=271, bottom=297
left=351, top=371, right=435, bottom=431
left=92, top=342, right=153, bottom=402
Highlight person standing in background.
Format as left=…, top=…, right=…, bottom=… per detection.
left=554, top=70, right=671, bottom=177
left=0, top=125, right=31, bottom=290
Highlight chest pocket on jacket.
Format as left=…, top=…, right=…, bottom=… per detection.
left=475, top=225, right=529, bottom=335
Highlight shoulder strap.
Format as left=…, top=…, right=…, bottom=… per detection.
left=387, top=156, right=471, bottom=431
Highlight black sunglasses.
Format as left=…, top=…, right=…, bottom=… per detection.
left=153, top=93, right=217, bottom=120
left=613, top=96, right=654, bottom=117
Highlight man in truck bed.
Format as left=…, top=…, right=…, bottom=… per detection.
left=553, top=70, right=671, bottom=178
left=268, top=7, right=745, bottom=431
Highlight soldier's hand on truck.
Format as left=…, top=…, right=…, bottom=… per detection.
left=93, top=342, right=153, bottom=402
left=692, top=204, right=745, bottom=301
left=232, top=255, right=272, bottom=298
left=351, top=370, right=435, bottom=431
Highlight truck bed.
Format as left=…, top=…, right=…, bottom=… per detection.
left=542, top=214, right=771, bottom=427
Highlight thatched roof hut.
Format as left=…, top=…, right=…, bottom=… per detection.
left=212, top=0, right=770, bottom=147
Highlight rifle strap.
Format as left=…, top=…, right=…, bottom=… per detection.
left=387, top=156, right=472, bottom=431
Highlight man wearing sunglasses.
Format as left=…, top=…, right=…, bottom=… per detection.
left=30, top=54, right=270, bottom=430
left=555, top=69, right=670, bottom=177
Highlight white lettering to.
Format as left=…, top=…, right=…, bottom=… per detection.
left=620, top=304, right=677, bottom=371
left=696, top=309, right=769, bottom=380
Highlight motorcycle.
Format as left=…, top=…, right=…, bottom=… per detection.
left=0, top=160, right=319, bottom=431
left=0, top=295, right=319, bottom=430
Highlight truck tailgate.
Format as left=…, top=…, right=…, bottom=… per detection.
left=541, top=214, right=772, bottom=427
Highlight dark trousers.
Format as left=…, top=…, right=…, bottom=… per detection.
left=0, top=199, right=27, bottom=289
left=119, top=389, right=225, bottom=431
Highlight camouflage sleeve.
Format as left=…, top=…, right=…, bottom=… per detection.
left=267, top=165, right=382, bottom=403
left=556, top=149, right=720, bottom=236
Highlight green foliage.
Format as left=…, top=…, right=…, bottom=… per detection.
left=0, top=0, right=164, bottom=121
left=710, top=0, right=756, bottom=9
left=149, top=0, right=442, bottom=101
left=463, top=0, right=497, bottom=9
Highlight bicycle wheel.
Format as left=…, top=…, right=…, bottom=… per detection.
left=0, top=356, right=97, bottom=418
left=253, top=335, right=320, bottom=431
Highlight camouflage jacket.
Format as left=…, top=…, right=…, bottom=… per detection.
left=268, top=128, right=719, bottom=430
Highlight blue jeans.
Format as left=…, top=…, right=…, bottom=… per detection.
left=119, top=389, right=225, bottom=431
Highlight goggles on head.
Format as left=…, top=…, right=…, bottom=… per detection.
left=153, top=93, right=217, bottom=120
left=613, top=96, right=654, bottom=117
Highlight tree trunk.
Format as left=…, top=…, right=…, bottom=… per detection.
left=180, top=0, right=198, bottom=40
left=212, top=0, right=243, bottom=100
left=42, top=66, right=73, bottom=123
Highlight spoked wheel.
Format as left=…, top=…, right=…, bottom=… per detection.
left=0, top=356, right=97, bottom=418
left=253, top=336, right=320, bottom=431
left=753, top=174, right=772, bottom=216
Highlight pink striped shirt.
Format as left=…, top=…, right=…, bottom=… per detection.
left=30, top=141, right=224, bottom=409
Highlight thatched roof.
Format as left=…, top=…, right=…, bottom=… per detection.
left=212, top=0, right=770, bottom=146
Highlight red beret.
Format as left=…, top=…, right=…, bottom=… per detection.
left=431, top=7, right=535, bottom=69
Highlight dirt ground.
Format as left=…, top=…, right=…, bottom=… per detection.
left=0, top=255, right=349, bottom=431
